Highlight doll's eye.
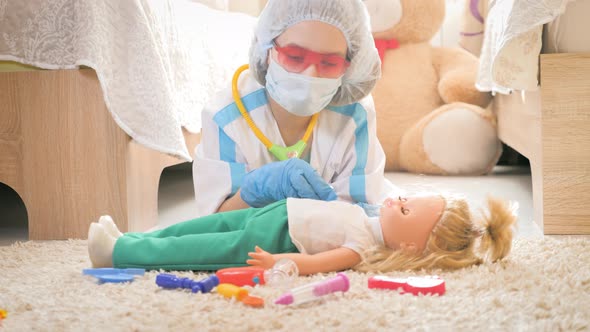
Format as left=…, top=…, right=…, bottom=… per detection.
left=398, top=196, right=407, bottom=202
left=401, top=207, right=410, bottom=215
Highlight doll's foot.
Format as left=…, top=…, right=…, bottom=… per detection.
left=98, top=215, right=123, bottom=238
left=88, top=223, right=116, bottom=268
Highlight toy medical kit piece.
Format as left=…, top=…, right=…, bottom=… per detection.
left=241, top=295, right=265, bottom=308
left=263, top=258, right=299, bottom=287
left=368, top=275, right=446, bottom=296
left=216, top=259, right=299, bottom=287
left=156, top=273, right=219, bottom=293
left=83, top=268, right=145, bottom=284
left=216, top=267, right=265, bottom=286
left=216, top=283, right=249, bottom=300
left=0, top=308, right=5, bottom=328
left=216, top=283, right=265, bottom=308
left=275, top=272, right=350, bottom=306
left=83, top=268, right=145, bottom=276
left=367, top=276, right=407, bottom=290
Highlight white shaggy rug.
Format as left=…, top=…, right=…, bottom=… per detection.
left=1, top=237, right=589, bottom=331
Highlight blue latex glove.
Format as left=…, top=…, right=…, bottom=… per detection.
left=240, top=158, right=338, bottom=207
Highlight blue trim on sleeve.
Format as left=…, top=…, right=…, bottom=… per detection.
left=218, top=128, right=236, bottom=162
left=327, top=103, right=369, bottom=203
left=229, top=163, right=246, bottom=196
left=218, top=128, right=245, bottom=195
left=213, top=88, right=267, bottom=195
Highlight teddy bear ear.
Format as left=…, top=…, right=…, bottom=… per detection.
left=363, top=0, right=403, bottom=33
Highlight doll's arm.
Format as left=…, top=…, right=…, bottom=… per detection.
left=432, top=47, right=492, bottom=108
left=247, top=246, right=362, bottom=276
left=217, top=189, right=250, bottom=213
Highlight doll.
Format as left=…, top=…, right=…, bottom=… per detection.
left=88, top=194, right=516, bottom=275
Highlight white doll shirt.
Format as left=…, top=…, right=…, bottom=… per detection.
left=286, top=198, right=384, bottom=260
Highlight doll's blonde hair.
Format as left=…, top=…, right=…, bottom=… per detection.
left=355, top=195, right=517, bottom=272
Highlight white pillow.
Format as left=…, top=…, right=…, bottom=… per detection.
left=188, top=0, right=228, bottom=11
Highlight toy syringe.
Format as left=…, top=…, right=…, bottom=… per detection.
left=274, top=272, right=350, bottom=305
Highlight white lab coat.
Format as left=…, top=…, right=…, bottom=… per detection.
left=192, top=70, right=396, bottom=217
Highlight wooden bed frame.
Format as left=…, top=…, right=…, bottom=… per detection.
left=0, top=69, right=199, bottom=240
left=494, top=53, right=590, bottom=234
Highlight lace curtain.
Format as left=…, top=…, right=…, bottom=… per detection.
left=476, top=0, right=575, bottom=93
left=0, top=0, right=255, bottom=160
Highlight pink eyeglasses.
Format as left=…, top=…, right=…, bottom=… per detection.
left=273, top=41, right=350, bottom=78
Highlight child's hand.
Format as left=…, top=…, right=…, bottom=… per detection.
left=246, top=246, right=276, bottom=269
left=240, top=158, right=337, bottom=207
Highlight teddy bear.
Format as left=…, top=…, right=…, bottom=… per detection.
left=364, top=0, right=502, bottom=175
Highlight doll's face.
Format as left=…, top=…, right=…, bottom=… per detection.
left=271, top=21, right=348, bottom=78
left=379, top=194, right=445, bottom=252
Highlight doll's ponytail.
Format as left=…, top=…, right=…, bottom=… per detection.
left=477, top=197, right=518, bottom=262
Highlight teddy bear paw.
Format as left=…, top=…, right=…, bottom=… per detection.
left=422, top=107, right=501, bottom=175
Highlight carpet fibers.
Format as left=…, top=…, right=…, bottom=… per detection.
left=1, top=237, right=589, bottom=331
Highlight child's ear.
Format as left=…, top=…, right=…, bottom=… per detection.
left=400, top=242, right=418, bottom=253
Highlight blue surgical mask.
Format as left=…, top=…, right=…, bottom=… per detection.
left=265, top=58, right=342, bottom=117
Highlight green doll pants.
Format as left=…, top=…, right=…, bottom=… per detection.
left=112, top=200, right=298, bottom=270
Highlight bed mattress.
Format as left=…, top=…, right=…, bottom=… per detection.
left=0, top=61, right=40, bottom=72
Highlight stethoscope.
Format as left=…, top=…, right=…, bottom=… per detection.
left=231, top=64, right=318, bottom=161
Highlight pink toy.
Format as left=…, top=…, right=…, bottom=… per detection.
left=275, top=272, right=350, bottom=306
left=368, top=275, right=445, bottom=296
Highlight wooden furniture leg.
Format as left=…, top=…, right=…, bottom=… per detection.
left=494, top=89, right=544, bottom=231
left=540, top=53, right=590, bottom=234
left=0, top=69, right=199, bottom=240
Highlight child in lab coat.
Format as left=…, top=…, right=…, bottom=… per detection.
left=192, top=0, right=396, bottom=217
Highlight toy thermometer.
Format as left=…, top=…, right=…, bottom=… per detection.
left=275, top=272, right=350, bottom=305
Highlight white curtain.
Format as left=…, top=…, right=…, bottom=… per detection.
left=189, top=0, right=229, bottom=11
left=0, top=0, right=256, bottom=160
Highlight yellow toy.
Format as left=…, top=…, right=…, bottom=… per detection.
left=216, top=283, right=264, bottom=308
